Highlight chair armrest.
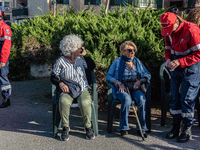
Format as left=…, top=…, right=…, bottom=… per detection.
left=107, top=80, right=113, bottom=110
left=159, top=61, right=171, bottom=79
left=146, top=82, right=151, bottom=101
left=145, top=81, right=151, bottom=132
left=52, top=84, right=57, bottom=104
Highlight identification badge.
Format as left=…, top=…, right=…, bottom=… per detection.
left=6, top=29, right=9, bottom=34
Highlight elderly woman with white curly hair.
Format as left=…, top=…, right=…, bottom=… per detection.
left=51, top=34, right=96, bottom=141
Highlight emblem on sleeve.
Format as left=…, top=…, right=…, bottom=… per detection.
left=6, top=29, right=10, bottom=34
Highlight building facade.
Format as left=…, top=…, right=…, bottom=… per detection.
left=162, top=0, right=200, bottom=17
left=163, top=0, right=200, bottom=8
left=11, top=0, right=159, bottom=23
left=0, top=0, right=13, bottom=21
left=10, top=0, right=200, bottom=23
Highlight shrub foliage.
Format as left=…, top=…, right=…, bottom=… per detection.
left=9, top=5, right=169, bottom=102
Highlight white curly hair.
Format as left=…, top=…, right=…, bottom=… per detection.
left=59, top=34, right=84, bottom=56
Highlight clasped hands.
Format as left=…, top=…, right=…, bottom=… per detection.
left=116, top=80, right=141, bottom=92
left=166, top=59, right=180, bottom=71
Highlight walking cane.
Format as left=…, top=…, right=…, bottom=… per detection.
left=126, top=87, right=145, bottom=141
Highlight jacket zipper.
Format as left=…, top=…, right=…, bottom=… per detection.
left=172, top=32, right=179, bottom=51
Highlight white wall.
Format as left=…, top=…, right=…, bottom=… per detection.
left=30, top=63, right=52, bottom=78
left=28, top=0, right=48, bottom=17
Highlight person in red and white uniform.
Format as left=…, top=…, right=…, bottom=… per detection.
left=0, top=10, right=12, bottom=108
left=160, top=12, right=200, bottom=143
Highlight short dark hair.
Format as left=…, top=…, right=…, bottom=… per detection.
left=170, top=8, right=178, bottom=14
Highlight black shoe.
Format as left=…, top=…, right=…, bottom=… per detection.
left=177, top=124, right=192, bottom=143
left=85, top=128, right=95, bottom=140
left=166, top=120, right=181, bottom=139
left=60, top=126, right=70, bottom=141
left=120, top=130, right=128, bottom=136
left=137, top=130, right=148, bottom=138
left=0, top=99, right=10, bottom=108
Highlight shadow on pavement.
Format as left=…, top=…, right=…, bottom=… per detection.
left=0, top=78, right=199, bottom=150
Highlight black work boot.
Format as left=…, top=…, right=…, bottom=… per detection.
left=166, top=120, right=181, bottom=139
left=177, top=124, right=192, bottom=143
left=0, top=98, right=10, bottom=108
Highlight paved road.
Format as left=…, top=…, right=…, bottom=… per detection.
left=0, top=78, right=200, bottom=150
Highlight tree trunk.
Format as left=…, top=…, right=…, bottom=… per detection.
left=105, top=0, right=110, bottom=15
left=53, top=0, right=57, bottom=17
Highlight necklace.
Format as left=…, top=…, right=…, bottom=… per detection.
left=126, top=62, right=134, bottom=70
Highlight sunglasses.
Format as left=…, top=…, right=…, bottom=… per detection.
left=125, top=49, right=136, bottom=53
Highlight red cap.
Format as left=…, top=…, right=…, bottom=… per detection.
left=160, top=12, right=177, bottom=36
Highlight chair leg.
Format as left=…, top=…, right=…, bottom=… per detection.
left=145, top=84, right=151, bottom=133
left=91, top=102, right=98, bottom=136
left=107, top=103, right=117, bottom=133
left=196, top=96, right=200, bottom=127
left=198, top=112, right=200, bottom=127
left=161, top=102, right=167, bottom=126
left=146, top=96, right=151, bottom=133
left=53, top=103, right=61, bottom=137
left=53, top=102, right=57, bottom=137
left=161, top=79, right=166, bottom=126
left=161, top=94, right=171, bottom=126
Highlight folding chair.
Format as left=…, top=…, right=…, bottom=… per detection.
left=52, top=70, right=98, bottom=137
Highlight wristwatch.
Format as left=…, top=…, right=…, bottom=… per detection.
left=139, top=78, right=143, bottom=84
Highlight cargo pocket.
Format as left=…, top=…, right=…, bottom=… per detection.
left=185, top=65, right=200, bottom=87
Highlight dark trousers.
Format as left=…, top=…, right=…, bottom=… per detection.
left=0, top=60, right=11, bottom=99
left=170, top=63, right=200, bottom=126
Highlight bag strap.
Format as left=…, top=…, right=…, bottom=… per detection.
left=61, top=77, right=80, bottom=87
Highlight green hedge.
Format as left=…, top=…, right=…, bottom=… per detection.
left=9, top=5, right=170, bottom=101
left=10, top=6, right=168, bottom=77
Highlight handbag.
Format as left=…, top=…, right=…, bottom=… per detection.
left=122, top=79, right=136, bottom=91
left=122, top=79, right=147, bottom=93
left=57, top=78, right=82, bottom=98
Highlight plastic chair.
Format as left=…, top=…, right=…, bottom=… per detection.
left=52, top=70, right=98, bottom=137
left=106, top=76, right=152, bottom=133
left=159, top=61, right=200, bottom=127
left=159, top=61, right=172, bottom=126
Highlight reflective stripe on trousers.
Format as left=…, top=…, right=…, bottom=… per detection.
left=0, top=60, right=11, bottom=99
left=170, top=66, right=200, bottom=126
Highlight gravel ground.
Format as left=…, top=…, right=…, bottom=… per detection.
left=0, top=78, right=199, bottom=150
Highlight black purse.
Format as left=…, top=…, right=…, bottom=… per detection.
left=122, top=79, right=136, bottom=91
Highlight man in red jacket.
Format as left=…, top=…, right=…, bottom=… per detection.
left=0, top=10, right=12, bottom=108
left=160, top=12, right=200, bottom=143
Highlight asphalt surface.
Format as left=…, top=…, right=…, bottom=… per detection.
left=0, top=78, right=200, bottom=150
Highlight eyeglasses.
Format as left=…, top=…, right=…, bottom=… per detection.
left=125, top=49, right=136, bottom=53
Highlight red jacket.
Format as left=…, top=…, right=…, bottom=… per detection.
left=165, top=20, right=200, bottom=68
left=0, top=19, right=12, bottom=63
